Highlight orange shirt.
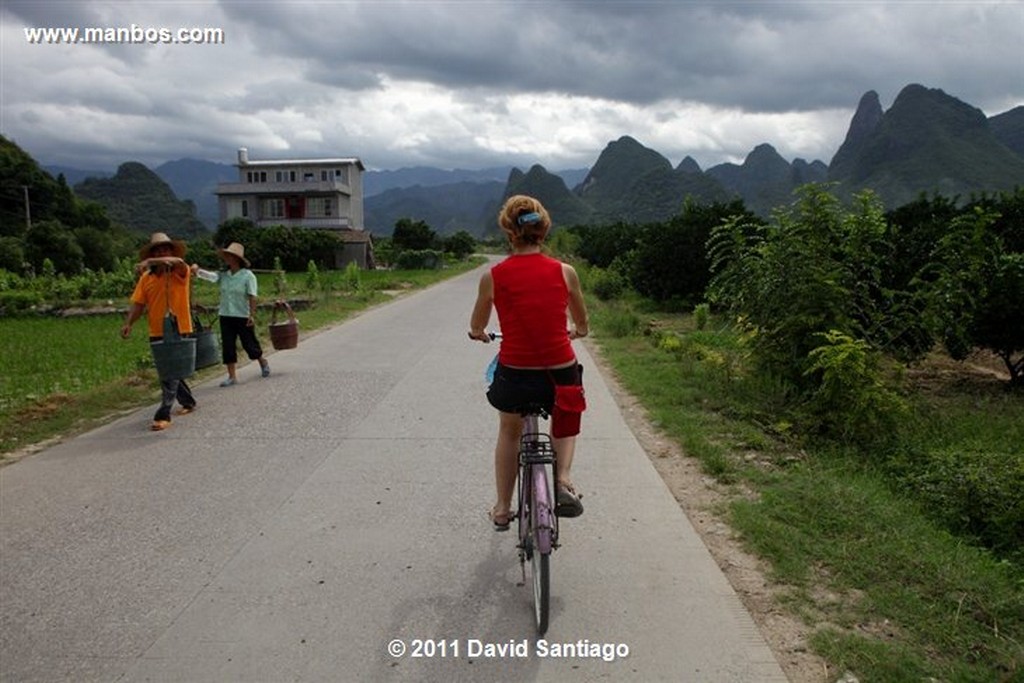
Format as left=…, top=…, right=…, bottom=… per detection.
left=130, top=267, right=194, bottom=338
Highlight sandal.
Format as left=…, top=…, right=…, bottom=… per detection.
left=556, top=482, right=584, bottom=518
left=489, top=507, right=514, bottom=531
left=150, top=420, right=171, bottom=432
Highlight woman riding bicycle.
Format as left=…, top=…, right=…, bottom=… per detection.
left=468, top=194, right=590, bottom=530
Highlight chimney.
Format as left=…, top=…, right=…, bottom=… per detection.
left=238, top=147, right=249, bottom=165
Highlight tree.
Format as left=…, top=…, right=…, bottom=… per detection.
left=707, top=184, right=896, bottom=385
left=929, top=208, right=1024, bottom=385
left=23, top=220, right=84, bottom=275
left=972, top=253, right=1024, bottom=384
left=442, top=230, right=476, bottom=260
left=630, top=198, right=755, bottom=305
left=392, top=218, right=438, bottom=251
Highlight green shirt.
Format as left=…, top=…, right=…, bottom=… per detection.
left=217, top=268, right=258, bottom=318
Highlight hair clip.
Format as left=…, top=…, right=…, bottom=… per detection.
left=517, top=211, right=542, bottom=225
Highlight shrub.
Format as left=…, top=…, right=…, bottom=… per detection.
left=305, top=260, right=321, bottom=293
left=343, top=261, right=361, bottom=291
left=802, top=330, right=907, bottom=447
left=395, top=249, right=443, bottom=270
left=899, top=448, right=1024, bottom=566
left=590, top=268, right=627, bottom=301
left=693, top=302, right=710, bottom=330
left=0, top=290, right=43, bottom=315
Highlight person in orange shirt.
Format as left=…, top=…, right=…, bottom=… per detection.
left=121, top=233, right=197, bottom=431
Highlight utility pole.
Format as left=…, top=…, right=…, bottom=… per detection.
left=22, top=185, right=31, bottom=230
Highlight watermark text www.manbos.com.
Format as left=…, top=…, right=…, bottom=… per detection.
left=24, top=24, right=225, bottom=45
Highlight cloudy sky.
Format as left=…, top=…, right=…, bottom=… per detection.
left=1, top=0, right=1021, bottom=174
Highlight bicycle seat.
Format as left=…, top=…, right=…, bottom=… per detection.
left=517, top=402, right=550, bottom=418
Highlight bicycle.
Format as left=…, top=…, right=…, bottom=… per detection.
left=515, top=400, right=559, bottom=635
left=483, top=333, right=559, bottom=636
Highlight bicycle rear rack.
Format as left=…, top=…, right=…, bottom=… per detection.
left=520, top=433, right=556, bottom=464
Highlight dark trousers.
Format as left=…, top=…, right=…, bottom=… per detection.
left=220, top=316, right=264, bottom=364
left=155, top=379, right=195, bottom=421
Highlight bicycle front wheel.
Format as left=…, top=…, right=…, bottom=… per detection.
left=530, top=463, right=554, bottom=635
left=532, top=546, right=550, bottom=635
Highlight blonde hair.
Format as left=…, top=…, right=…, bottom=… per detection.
left=497, top=195, right=552, bottom=248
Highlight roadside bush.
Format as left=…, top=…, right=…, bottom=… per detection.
left=0, top=290, right=44, bottom=315
left=589, top=267, right=627, bottom=301
left=801, top=330, right=908, bottom=448
left=897, top=448, right=1024, bottom=566
left=343, top=261, right=362, bottom=291
left=395, top=249, right=443, bottom=270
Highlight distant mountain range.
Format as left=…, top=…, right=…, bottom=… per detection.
left=42, top=83, right=1024, bottom=238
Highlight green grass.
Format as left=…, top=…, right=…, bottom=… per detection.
left=1, top=259, right=484, bottom=458
left=587, top=296, right=1024, bottom=682
left=1, top=315, right=152, bottom=416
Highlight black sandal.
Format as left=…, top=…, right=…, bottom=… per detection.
left=489, top=507, right=514, bottom=531
left=556, top=483, right=584, bottom=518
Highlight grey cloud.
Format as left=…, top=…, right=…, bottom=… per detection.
left=215, top=0, right=1021, bottom=114
left=3, top=0, right=1021, bottom=173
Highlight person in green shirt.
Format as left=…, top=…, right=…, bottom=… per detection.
left=193, top=242, right=270, bottom=386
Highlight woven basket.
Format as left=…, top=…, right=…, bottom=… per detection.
left=268, top=301, right=299, bottom=350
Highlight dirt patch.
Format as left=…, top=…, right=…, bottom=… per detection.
left=584, top=340, right=831, bottom=683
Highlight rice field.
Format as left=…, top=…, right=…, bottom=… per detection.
left=0, top=314, right=153, bottom=418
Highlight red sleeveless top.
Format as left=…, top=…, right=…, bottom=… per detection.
left=492, top=253, right=574, bottom=367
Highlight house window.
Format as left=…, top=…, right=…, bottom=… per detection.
left=321, top=170, right=328, bottom=181
left=261, top=198, right=285, bottom=219
left=241, top=200, right=248, bottom=217
left=226, top=199, right=245, bottom=219
left=289, top=171, right=296, bottom=182
left=306, top=197, right=334, bottom=217
left=275, top=171, right=283, bottom=182
left=335, top=167, right=349, bottom=184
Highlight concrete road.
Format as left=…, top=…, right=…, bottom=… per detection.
left=0, top=262, right=787, bottom=682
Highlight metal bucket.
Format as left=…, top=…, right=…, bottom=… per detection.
left=151, top=315, right=197, bottom=381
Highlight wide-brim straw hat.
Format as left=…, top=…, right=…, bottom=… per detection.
left=217, top=242, right=251, bottom=267
left=139, top=232, right=186, bottom=260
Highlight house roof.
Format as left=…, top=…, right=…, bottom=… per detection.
left=337, top=229, right=372, bottom=243
left=239, top=157, right=365, bottom=171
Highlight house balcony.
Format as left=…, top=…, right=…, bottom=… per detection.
left=253, top=217, right=354, bottom=230
left=216, top=180, right=353, bottom=196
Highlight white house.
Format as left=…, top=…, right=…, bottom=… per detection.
left=215, top=148, right=372, bottom=267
